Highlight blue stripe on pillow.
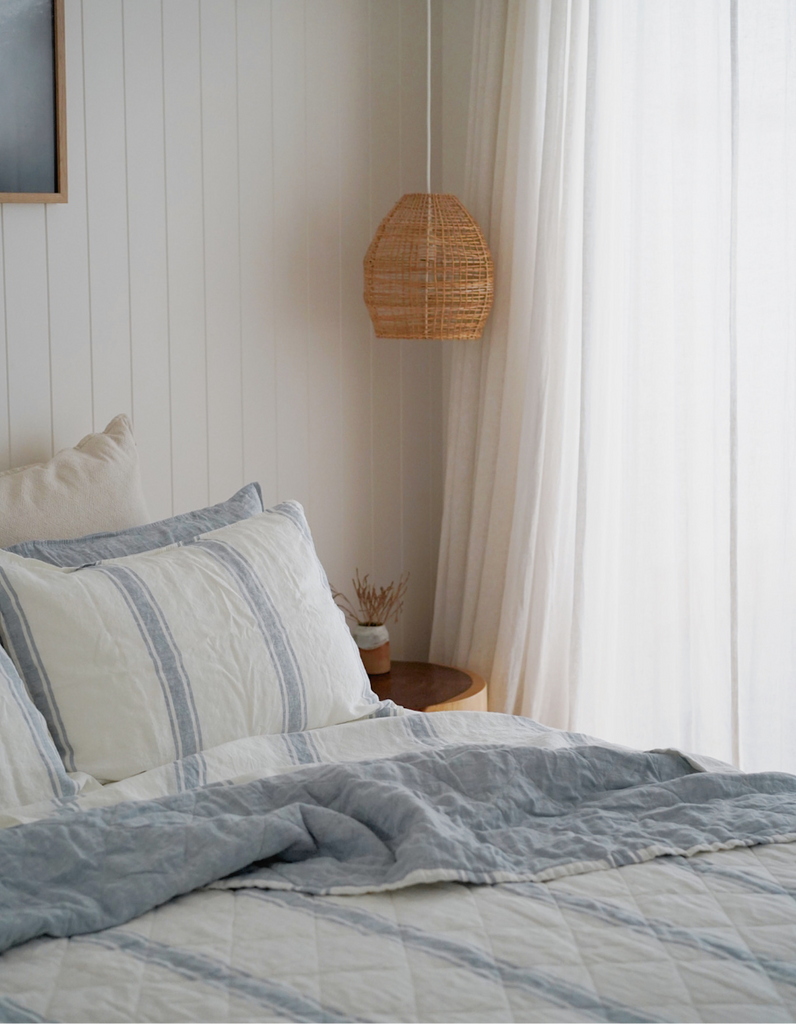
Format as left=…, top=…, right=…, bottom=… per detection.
left=0, top=996, right=47, bottom=1023
left=267, top=501, right=312, bottom=542
left=175, top=751, right=208, bottom=793
left=283, top=731, right=321, bottom=765
left=266, top=502, right=378, bottom=709
left=266, top=501, right=331, bottom=591
left=194, top=538, right=307, bottom=733
left=0, top=647, right=76, bottom=799
left=0, top=567, right=77, bottom=772
left=89, top=564, right=202, bottom=761
left=7, top=483, right=264, bottom=566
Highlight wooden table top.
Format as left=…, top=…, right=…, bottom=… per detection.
left=369, top=660, right=478, bottom=711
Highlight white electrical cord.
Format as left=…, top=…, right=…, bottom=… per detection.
left=427, top=0, right=431, bottom=193
left=425, top=0, right=432, bottom=339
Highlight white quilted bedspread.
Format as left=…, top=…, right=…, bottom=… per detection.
left=1, top=711, right=795, bottom=1024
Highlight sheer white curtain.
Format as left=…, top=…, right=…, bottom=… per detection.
left=431, top=0, right=796, bottom=772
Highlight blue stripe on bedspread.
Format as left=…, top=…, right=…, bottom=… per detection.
left=76, top=931, right=361, bottom=1023
left=505, top=880, right=796, bottom=990
left=241, top=889, right=664, bottom=1023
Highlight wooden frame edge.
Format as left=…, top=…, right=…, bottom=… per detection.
left=0, top=0, right=67, bottom=204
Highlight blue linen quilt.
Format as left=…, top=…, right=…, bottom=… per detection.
left=1, top=742, right=796, bottom=957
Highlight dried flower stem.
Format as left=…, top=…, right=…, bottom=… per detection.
left=332, top=570, right=409, bottom=626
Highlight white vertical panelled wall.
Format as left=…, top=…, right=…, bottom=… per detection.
left=0, top=0, right=444, bottom=660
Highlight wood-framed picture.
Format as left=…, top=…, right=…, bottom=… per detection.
left=0, top=0, right=67, bottom=203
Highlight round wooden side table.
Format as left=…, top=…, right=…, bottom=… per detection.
left=369, top=661, right=488, bottom=713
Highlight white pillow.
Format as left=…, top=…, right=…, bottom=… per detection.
left=0, top=645, right=78, bottom=809
left=0, top=503, right=382, bottom=782
left=0, top=414, right=149, bottom=548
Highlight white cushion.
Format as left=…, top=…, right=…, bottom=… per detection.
left=0, top=503, right=383, bottom=782
left=0, top=415, right=149, bottom=548
left=0, top=645, right=77, bottom=809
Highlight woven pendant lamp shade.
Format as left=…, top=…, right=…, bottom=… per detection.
left=364, top=193, right=494, bottom=340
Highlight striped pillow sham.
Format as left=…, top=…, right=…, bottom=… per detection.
left=0, top=503, right=381, bottom=782
left=0, top=645, right=77, bottom=809
left=7, top=483, right=264, bottom=566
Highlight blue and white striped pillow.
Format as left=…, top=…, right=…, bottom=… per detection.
left=6, top=483, right=264, bottom=565
left=0, top=645, right=77, bottom=808
left=0, top=502, right=383, bottom=782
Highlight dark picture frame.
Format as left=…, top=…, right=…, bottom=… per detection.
left=0, top=0, right=67, bottom=203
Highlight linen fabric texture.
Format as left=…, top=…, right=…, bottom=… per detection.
left=5, top=742, right=796, bottom=954
left=0, top=645, right=77, bottom=809
left=0, top=712, right=795, bottom=1024
left=0, top=415, right=149, bottom=548
left=0, top=503, right=381, bottom=782
left=7, top=483, right=264, bottom=566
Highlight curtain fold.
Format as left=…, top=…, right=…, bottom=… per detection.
left=735, top=0, right=796, bottom=771
left=432, top=0, right=588, bottom=731
left=431, top=0, right=796, bottom=772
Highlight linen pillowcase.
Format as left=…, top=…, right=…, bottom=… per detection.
left=0, top=645, right=78, bottom=809
left=0, top=415, right=149, bottom=548
left=7, top=483, right=264, bottom=566
left=0, top=502, right=381, bottom=782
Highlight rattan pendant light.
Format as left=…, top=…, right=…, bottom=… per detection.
left=363, top=2, right=494, bottom=340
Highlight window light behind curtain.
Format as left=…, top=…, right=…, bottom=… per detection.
left=431, top=0, right=796, bottom=772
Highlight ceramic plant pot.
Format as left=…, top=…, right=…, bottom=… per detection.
left=352, top=624, right=390, bottom=675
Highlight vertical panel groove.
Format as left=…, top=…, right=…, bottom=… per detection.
left=0, top=207, right=9, bottom=466
left=121, top=2, right=131, bottom=426
left=304, top=1, right=310, bottom=498
left=44, top=210, right=54, bottom=457
left=235, top=0, right=244, bottom=483
left=270, top=0, right=278, bottom=498
left=729, top=0, right=739, bottom=766
left=197, top=0, right=209, bottom=503
left=337, top=5, right=344, bottom=566
left=160, top=0, right=174, bottom=514
left=80, top=0, right=95, bottom=430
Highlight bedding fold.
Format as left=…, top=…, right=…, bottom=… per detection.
left=1, top=742, right=796, bottom=956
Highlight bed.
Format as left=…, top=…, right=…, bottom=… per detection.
left=0, top=420, right=795, bottom=1024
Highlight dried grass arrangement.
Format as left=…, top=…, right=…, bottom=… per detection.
left=333, top=570, right=409, bottom=627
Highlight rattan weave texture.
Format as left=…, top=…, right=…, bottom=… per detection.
left=364, top=193, right=494, bottom=340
